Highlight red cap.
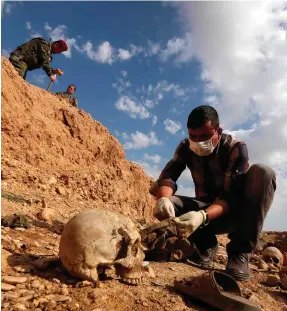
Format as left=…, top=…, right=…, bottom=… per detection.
left=55, top=40, right=68, bottom=51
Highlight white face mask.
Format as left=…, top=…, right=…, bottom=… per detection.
left=189, top=132, right=218, bottom=156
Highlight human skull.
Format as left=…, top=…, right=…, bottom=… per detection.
left=262, top=246, right=283, bottom=272
left=59, top=209, right=154, bottom=285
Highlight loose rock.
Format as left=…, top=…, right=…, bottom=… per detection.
left=14, top=303, right=26, bottom=310
left=2, top=276, right=27, bottom=285
left=56, top=186, right=66, bottom=196
left=38, top=208, right=53, bottom=221
left=265, top=274, right=280, bottom=286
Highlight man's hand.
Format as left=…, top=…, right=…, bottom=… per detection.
left=173, top=210, right=207, bottom=238
left=153, top=197, right=175, bottom=220
left=53, top=68, right=64, bottom=76
left=49, top=74, right=57, bottom=82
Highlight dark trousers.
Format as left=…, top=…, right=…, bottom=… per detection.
left=9, top=53, right=28, bottom=79
left=170, top=164, right=276, bottom=254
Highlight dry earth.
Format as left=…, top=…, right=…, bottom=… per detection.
left=1, top=58, right=287, bottom=311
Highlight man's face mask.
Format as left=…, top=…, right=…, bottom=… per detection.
left=189, top=131, right=219, bottom=156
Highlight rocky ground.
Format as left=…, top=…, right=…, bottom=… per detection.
left=1, top=57, right=287, bottom=311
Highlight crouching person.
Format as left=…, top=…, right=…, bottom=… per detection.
left=150, top=105, right=276, bottom=281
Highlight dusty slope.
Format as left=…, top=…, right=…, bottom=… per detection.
left=1, top=58, right=287, bottom=311
left=1, top=57, right=155, bottom=223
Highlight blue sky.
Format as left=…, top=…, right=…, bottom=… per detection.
left=2, top=1, right=287, bottom=230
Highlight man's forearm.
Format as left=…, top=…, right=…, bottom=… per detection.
left=205, top=199, right=230, bottom=221
left=156, top=186, right=173, bottom=200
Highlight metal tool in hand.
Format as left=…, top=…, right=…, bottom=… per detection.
left=46, top=69, right=64, bottom=91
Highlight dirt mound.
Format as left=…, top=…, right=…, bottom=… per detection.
left=1, top=57, right=155, bottom=223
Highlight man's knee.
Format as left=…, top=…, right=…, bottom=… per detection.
left=248, top=163, right=275, bottom=180
left=247, top=163, right=276, bottom=190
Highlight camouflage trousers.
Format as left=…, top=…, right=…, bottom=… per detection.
left=9, top=53, right=28, bottom=79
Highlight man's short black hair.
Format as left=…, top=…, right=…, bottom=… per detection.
left=68, top=84, right=76, bottom=91
left=187, top=105, right=219, bottom=129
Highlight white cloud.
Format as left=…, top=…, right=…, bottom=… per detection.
left=145, top=40, right=161, bottom=57
left=152, top=115, right=158, bottom=126
left=30, top=32, right=43, bottom=39
left=82, top=41, right=114, bottom=64
left=121, top=70, right=128, bottom=77
left=135, top=161, right=161, bottom=180
left=112, top=77, right=131, bottom=94
left=3, top=3, right=12, bottom=15
left=176, top=184, right=195, bottom=197
left=154, top=80, right=187, bottom=99
left=1, top=49, right=10, bottom=58
left=143, top=99, right=154, bottom=108
left=118, top=48, right=132, bottom=61
left=173, top=1, right=287, bottom=229
left=115, top=96, right=151, bottom=119
left=26, top=21, right=31, bottom=30
left=164, top=119, right=182, bottom=134
left=160, top=34, right=193, bottom=63
left=143, top=153, right=162, bottom=164
left=44, top=22, right=52, bottom=32
left=121, top=131, right=163, bottom=150
left=42, top=23, right=82, bottom=59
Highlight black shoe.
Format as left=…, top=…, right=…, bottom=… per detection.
left=188, top=244, right=218, bottom=269
left=225, top=252, right=250, bottom=282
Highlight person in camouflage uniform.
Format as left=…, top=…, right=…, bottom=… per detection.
left=9, top=37, right=68, bottom=81
left=56, top=84, right=78, bottom=107
left=150, top=105, right=276, bottom=282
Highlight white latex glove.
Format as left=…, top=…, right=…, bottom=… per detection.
left=153, top=197, right=175, bottom=220
left=173, top=210, right=207, bottom=238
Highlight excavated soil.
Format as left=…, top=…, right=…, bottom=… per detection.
left=1, top=58, right=287, bottom=311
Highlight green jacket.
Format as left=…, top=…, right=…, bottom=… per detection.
left=56, top=92, right=78, bottom=107
left=11, top=37, right=55, bottom=76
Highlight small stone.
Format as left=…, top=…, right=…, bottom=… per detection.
left=16, top=294, right=34, bottom=302
left=33, top=241, right=40, bottom=247
left=2, top=276, right=27, bottom=285
left=44, top=294, right=70, bottom=302
left=48, top=176, right=57, bottom=185
left=56, top=186, right=66, bottom=196
left=14, top=303, right=26, bottom=310
left=31, top=280, right=41, bottom=289
left=77, top=280, right=93, bottom=287
left=265, top=274, right=280, bottom=286
left=14, top=266, right=25, bottom=273
left=1, top=283, right=16, bottom=291
left=52, top=278, right=61, bottom=284
left=249, top=294, right=261, bottom=306
left=169, top=267, right=176, bottom=271
left=38, top=208, right=53, bottom=221
left=60, top=287, right=69, bottom=295
left=14, top=228, right=26, bottom=232
left=95, top=281, right=103, bottom=288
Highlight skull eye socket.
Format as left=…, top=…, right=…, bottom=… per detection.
left=272, top=257, right=280, bottom=264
